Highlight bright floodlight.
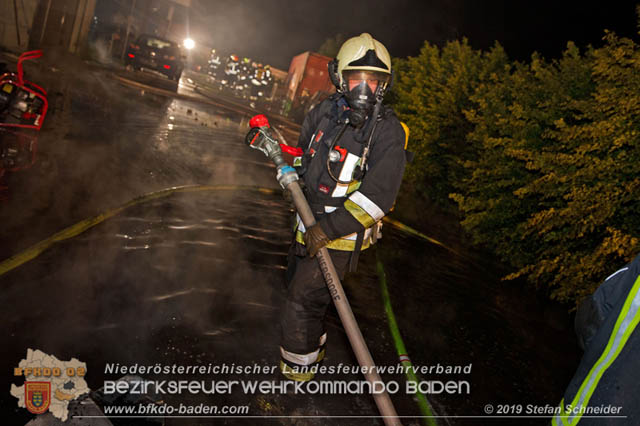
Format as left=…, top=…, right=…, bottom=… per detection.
left=183, top=38, right=195, bottom=50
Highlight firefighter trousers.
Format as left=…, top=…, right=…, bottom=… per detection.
left=280, top=242, right=352, bottom=361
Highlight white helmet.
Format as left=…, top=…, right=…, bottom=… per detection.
left=330, top=33, right=392, bottom=114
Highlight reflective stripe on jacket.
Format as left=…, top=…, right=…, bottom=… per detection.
left=552, top=254, right=640, bottom=426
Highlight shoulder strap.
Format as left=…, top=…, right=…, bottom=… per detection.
left=305, top=96, right=343, bottom=152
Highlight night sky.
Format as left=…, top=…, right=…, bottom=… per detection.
left=95, top=0, right=639, bottom=70
left=189, top=0, right=638, bottom=69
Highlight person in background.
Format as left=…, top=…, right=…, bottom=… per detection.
left=552, top=254, right=640, bottom=425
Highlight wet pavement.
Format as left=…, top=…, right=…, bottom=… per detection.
left=0, top=59, right=581, bottom=425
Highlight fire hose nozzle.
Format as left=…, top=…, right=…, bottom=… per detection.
left=245, top=126, right=279, bottom=157
left=245, top=115, right=298, bottom=189
left=245, top=115, right=286, bottom=167
left=245, top=126, right=298, bottom=187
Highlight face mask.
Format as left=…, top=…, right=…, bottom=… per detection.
left=342, top=71, right=388, bottom=126
left=345, top=79, right=377, bottom=113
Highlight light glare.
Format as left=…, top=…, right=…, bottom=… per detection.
left=183, top=38, right=195, bottom=50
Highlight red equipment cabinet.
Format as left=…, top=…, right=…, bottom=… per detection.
left=284, top=51, right=335, bottom=111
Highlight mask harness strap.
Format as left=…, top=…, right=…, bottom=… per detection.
left=346, top=99, right=382, bottom=272
left=358, top=98, right=383, bottom=173
left=323, top=94, right=384, bottom=272
left=326, top=94, right=384, bottom=185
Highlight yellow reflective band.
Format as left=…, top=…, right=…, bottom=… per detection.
left=328, top=238, right=366, bottom=251
left=279, top=361, right=315, bottom=382
left=561, top=273, right=640, bottom=425
left=552, top=399, right=569, bottom=426
left=345, top=199, right=377, bottom=228
left=295, top=229, right=371, bottom=252
left=346, top=180, right=361, bottom=195
left=3, top=84, right=14, bottom=94
left=293, top=156, right=302, bottom=167
left=400, top=121, right=410, bottom=149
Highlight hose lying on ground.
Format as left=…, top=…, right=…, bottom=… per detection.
left=376, top=248, right=439, bottom=426
left=0, top=184, right=450, bottom=276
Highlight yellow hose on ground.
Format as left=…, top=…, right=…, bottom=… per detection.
left=0, top=185, right=276, bottom=277
left=0, top=185, right=450, bottom=277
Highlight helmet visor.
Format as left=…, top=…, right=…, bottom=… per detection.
left=343, top=70, right=390, bottom=94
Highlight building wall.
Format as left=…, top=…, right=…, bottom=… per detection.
left=28, top=0, right=96, bottom=54
left=0, top=0, right=39, bottom=53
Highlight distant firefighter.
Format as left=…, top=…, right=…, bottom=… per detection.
left=222, top=54, right=240, bottom=92
left=207, top=48, right=222, bottom=80
left=250, top=63, right=272, bottom=102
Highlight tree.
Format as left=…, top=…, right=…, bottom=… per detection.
left=390, top=28, right=640, bottom=306
left=451, top=37, right=639, bottom=304
left=392, top=39, right=509, bottom=207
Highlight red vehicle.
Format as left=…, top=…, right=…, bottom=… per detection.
left=284, top=51, right=335, bottom=120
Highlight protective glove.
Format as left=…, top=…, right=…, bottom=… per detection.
left=304, top=224, right=330, bottom=257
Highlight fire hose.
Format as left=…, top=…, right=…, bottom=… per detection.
left=245, top=114, right=402, bottom=426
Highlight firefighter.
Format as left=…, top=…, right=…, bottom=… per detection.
left=279, top=33, right=410, bottom=381
left=551, top=254, right=640, bottom=425
left=222, top=54, right=240, bottom=92
left=207, top=48, right=222, bottom=80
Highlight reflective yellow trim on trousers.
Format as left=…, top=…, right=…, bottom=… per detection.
left=553, top=273, right=640, bottom=426
left=295, top=229, right=371, bottom=251
left=279, top=361, right=315, bottom=382
left=344, top=199, right=377, bottom=228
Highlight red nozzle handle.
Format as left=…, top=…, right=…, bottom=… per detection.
left=279, top=144, right=303, bottom=156
left=250, top=114, right=270, bottom=128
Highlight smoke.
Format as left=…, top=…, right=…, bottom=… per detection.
left=88, top=38, right=114, bottom=65
left=189, top=0, right=463, bottom=69
left=0, top=59, right=298, bottom=414
left=0, top=38, right=310, bottom=425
